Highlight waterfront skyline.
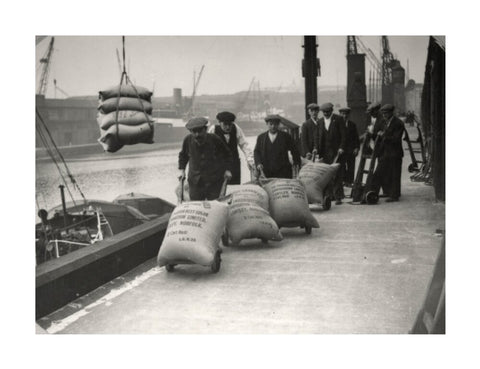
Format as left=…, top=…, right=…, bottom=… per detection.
left=36, top=36, right=430, bottom=99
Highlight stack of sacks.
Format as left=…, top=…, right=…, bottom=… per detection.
left=157, top=201, right=227, bottom=268
left=226, top=184, right=282, bottom=246
left=262, top=179, right=319, bottom=229
left=97, top=84, right=154, bottom=152
left=298, top=162, right=340, bottom=204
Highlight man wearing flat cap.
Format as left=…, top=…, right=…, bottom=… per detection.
left=339, top=107, right=360, bottom=187
left=300, top=103, right=322, bottom=160
left=317, top=102, right=347, bottom=204
left=178, top=117, right=233, bottom=200
left=207, top=111, right=254, bottom=184
left=254, top=114, right=301, bottom=179
left=371, top=104, right=405, bottom=202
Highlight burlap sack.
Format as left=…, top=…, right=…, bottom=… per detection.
left=157, top=201, right=228, bottom=267
left=97, top=110, right=152, bottom=130
left=99, top=85, right=153, bottom=101
left=230, top=184, right=269, bottom=211
left=227, top=202, right=282, bottom=245
left=263, top=178, right=319, bottom=228
left=98, top=97, right=153, bottom=114
left=98, top=122, right=153, bottom=152
left=298, top=162, right=340, bottom=203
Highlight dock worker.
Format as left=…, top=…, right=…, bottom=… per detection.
left=208, top=111, right=254, bottom=184
left=371, top=104, right=405, bottom=202
left=254, top=114, right=301, bottom=179
left=365, top=102, right=386, bottom=149
left=178, top=117, right=233, bottom=201
left=318, top=102, right=346, bottom=205
left=338, top=107, right=360, bottom=187
left=300, top=103, right=322, bottom=160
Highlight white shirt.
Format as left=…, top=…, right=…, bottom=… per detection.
left=268, top=131, right=278, bottom=143
left=207, top=123, right=254, bottom=166
left=324, top=116, right=332, bottom=131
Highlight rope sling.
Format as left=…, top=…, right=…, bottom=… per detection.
left=112, top=36, right=154, bottom=145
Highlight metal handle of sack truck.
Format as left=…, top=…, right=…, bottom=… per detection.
left=219, top=177, right=230, bottom=198
left=180, top=176, right=185, bottom=203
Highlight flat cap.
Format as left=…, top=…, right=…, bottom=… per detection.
left=339, top=107, right=351, bottom=113
left=216, top=111, right=236, bottom=123
left=320, top=102, right=334, bottom=111
left=186, top=116, right=209, bottom=129
left=265, top=114, right=282, bottom=123
left=366, top=102, right=381, bottom=112
left=307, top=103, right=319, bottom=110
left=380, top=104, right=395, bottom=112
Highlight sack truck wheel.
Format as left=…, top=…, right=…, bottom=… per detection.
left=211, top=250, right=221, bottom=273
left=323, top=196, right=332, bottom=210
left=305, top=226, right=312, bottom=235
left=365, top=191, right=379, bottom=205
left=165, top=264, right=175, bottom=272
left=408, top=163, right=418, bottom=173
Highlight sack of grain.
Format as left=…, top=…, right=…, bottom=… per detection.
left=263, top=178, right=319, bottom=229
left=99, top=85, right=153, bottom=101
left=298, top=162, right=340, bottom=203
left=98, top=97, right=153, bottom=115
left=97, top=110, right=152, bottom=130
left=230, top=184, right=269, bottom=211
left=98, top=122, right=153, bottom=152
left=227, top=202, right=282, bottom=245
left=157, top=201, right=228, bottom=267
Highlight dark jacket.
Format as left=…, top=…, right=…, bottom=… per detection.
left=212, top=124, right=241, bottom=184
left=178, top=133, right=233, bottom=185
left=300, top=118, right=322, bottom=157
left=376, top=116, right=405, bottom=158
left=318, top=113, right=346, bottom=163
left=254, top=130, right=301, bottom=178
left=344, top=119, right=360, bottom=154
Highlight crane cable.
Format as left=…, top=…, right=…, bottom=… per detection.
left=36, top=108, right=87, bottom=205
left=113, top=36, right=153, bottom=144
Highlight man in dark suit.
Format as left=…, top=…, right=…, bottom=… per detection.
left=339, top=107, right=360, bottom=187
left=300, top=103, right=322, bottom=159
left=178, top=117, right=233, bottom=200
left=254, top=114, right=301, bottom=179
left=371, top=104, right=405, bottom=202
left=208, top=111, right=254, bottom=184
left=318, top=102, right=346, bottom=204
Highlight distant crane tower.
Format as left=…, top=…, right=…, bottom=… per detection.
left=187, top=65, right=205, bottom=117
left=381, top=36, right=405, bottom=113
left=235, top=77, right=255, bottom=113
left=38, top=37, right=55, bottom=96
left=346, top=36, right=368, bottom=132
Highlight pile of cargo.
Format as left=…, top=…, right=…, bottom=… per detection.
left=97, top=84, right=154, bottom=153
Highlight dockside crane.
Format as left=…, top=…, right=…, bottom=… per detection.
left=186, top=65, right=205, bottom=117
left=37, top=37, right=55, bottom=96
left=234, top=77, right=255, bottom=113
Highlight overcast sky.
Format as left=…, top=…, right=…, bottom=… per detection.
left=36, top=35, right=429, bottom=99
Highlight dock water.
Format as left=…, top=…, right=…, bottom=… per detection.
left=37, top=156, right=444, bottom=334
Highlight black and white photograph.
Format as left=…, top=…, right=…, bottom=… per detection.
left=3, top=1, right=479, bottom=368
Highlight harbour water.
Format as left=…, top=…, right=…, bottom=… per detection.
left=35, top=135, right=258, bottom=218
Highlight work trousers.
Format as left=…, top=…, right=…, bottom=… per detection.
left=344, top=152, right=356, bottom=185
left=372, top=156, right=402, bottom=199
left=188, top=177, right=224, bottom=201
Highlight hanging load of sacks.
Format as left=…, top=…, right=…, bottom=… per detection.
left=226, top=184, right=282, bottom=246
left=298, top=162, right=340, bottom=204
left=97, top=84, right=154, bottom=153
left=262, top=179, right=319, bottom=229
left=157, top=201, right=227, bottom=268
